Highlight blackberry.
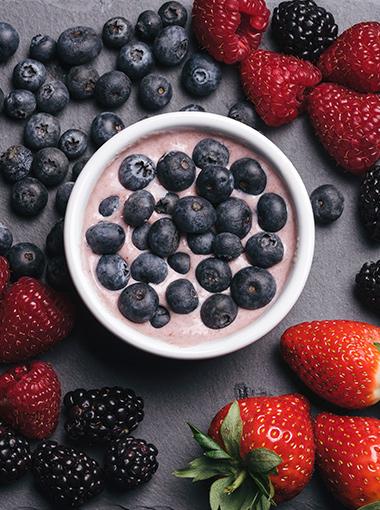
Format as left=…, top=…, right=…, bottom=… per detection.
left=64, top=387, right=144, bottom=443
left=355, top=261, right=380, bottom=313
left=32, top=441, right=104, bottom=508
left=359, top=165, right=380, bottom=242
left=105, top=436, right=158, bottom=490
left=271, top=0, right=338, bottom=61
left=0, top=421, right=31, bottom=484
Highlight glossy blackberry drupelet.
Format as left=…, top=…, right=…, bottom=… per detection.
left=153, top=26, right=189, bottom=67
left=118, top=283, right=159, bottom=323
left=55, top=181, right=75, bottom=215
left=67, top=65, right=99, bottom=100
left=57, top=26, right=102, bottom=66
left=359, top=165, right=380, bottom=242
left=105, top=436, right=158, bottom=490
left=310, top=184, right=344, bottom=224
left=355, top=260, right=380, bottom=313
left=11, top=178, right=48, bottom=217
left=271, top=0, right=338, bottom=61
left=159, top=1, right=188, bottom=27
left=32, top=441, right=104, bottom=508
left=86, top=221, right=125, bottom=255
left=119, top=154, right=156, bottom=191
left=228, top=101, right=259, bottom=128
left=13, top=58, right=46, bottom=91
left=166, top=278, right=199, bottom=314
left=29, top=34, right=56, bottom=62
left=123, top=190, right=155, bottom=227
left=192, top=138, right=229, bottom=169
left=117, top=41, right=154, bottom=81
left=135, top=10, right=163, bottom=42
left=7, top=242, right=45, bottom=279
left=95, top=70, right=132, bottom=108
left=139, top=74, right=173, bottom=111
left=0, top=22, right=19, bottom=62
left=4, top=89, right=36, bottom=120
left=0, top=421, right=31, bottom=484
left=196, top=165, right=234, bottom=205
left=157, top=151, right=196, bottom=192
left=102, top=17, right=133, bottom=48
left=91, top=112, right=125, bottom=147
left=0, top=144, right=33, bottom=183
left=182, top=53, right=222, bottom=97
left=150, top=306, right=171, bottom=328
left=32, top=147, right=69, bottom=187
left=58, top=129, right=88, bottom=160
left=201, top=294, right=238, bottom=330
left=36, top=80, right=70, bottom=114
left=96, top=254, right=130, bottom=291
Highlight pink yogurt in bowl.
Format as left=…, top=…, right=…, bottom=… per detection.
left=65, top=113, right=315, bottom=360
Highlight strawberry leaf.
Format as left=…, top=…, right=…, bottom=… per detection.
left=205, top=449, right=233, bottom=460
left=374, top=343, right=380, bottom=353
left=173, top=456, right=235, bottom=482
left=245, top=448, right=282, bottom=475
left=210, top=476, right=261, bottom=510
left=188, top=424, right=231, bottom=458
left=359, top=504, right=380, bottom=510
left=210, top=477, right=235, bottom=510
left=220, top=401, right=243, bottom=460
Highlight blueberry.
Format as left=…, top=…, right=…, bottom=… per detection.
left=166, top=279, right=198, bottom=314
left=0, top=223, right=13, bottom=255
left=102, top=17, right=133, bottom=48
left=135, top=10, right=163, bottom=42
left=196, top=165, right=234, bottom=205
left=4, top=89, right=36, bottom=120
left=29, top=34, right=56, bottom=62
left=13, top=59, right=46, bottom=91
left=67, top=65, right=99, bottom=100
left=96, top=254, right=130, bottom=290
left=46, top=219, right=64, bottom=256
left=196, top=257, right=232, bottom=293
left=118, top=283, right=158, bottom=323
left=99, top=195, right=120, bottom=217
left=173, top=196, right=216, bottom=234
left=24, top=113, right=61, bottom=150
left=57, top=26, right=102, bottom=66
left=182, top=54, right=222, bottom=97
left=0, top=145, right=33, bottom=183
left=117, top=42, right=154, bottom=81
left=168, top=252, right=190, bottom=274
left=246, top=232, right=284, bottom=268
left=148, top=218, right=180, bottom=257
left=231, top=266, right=276, bottom=310
left=228, top=101, right=259, bottom=129
left=55, top=181, right=75, bottom=215
left=86, top=221, right=125, bottom=255
left=139, top=74, right=173, bottom=111
left=119, top=154, right=156, bottom=191
left=72, top=158, right=89, bottom=181
left=46, top=255, right=71, bottom=290
left=95, top=71, right=131, bottom=108
left=36, top=80, right=69, bottom=114
left=33, top=147, right=69, bottom=187
left=310, top=184, right=344, bottom=225
left=216, top=197, right=252, bottom=238
left=157, top=151, right=196, bottom=192
left=257, top=193, right=287, bottom=232
left=187, top=231, right=215, bottom=255
left=158, top=2, right=188, bottom=27
left=201, top=294, right=238, bottom=330
left=0, top=22, right=19, bottom=62
left=180, top=104, right=205, bottom=112
left=132, top=223, right=150, bottom=251
left=192, top=138, right=229, bottom=169
left=153, top=26, right=189, bottom=67
left=0, top=87, right=4, bottom=113
left=11, top=177, right=48, bottom=217
left=231, top=158, right=267, bottom=195
left=58, top=129, right=88, bottom=160
left=155, top=192, right=179, bottom=215
left=213, top=232, right=243, bottom=261
left=91, top=112, right=125, bottom=147
left=131, top=252, right=168, bottom=284
left=150, top=306, right=170, bottom=328
left=123, top=190, right=155, bottom=227
left=8, top=242, right=45, bottom=280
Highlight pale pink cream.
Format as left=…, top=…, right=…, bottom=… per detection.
left=82, top=129, right=297, bottom=347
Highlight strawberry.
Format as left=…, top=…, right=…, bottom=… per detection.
left=192, top=0, right=270, bottom=64
left=315, top=413, right=380, bottom=509
left=0, top=361, right=61, bottom=439
left=318, top=22, right=380, bottom=94
left=0, top=277, right=75, bottom=363
left=0, top=256, right=10, bottom=296
left=240, top=50, right=322, bottom=127
left=307, top=83, right=380, bottom=175
left=175, top=394, right=315, bottom=508
left=282, top=320, right=380, bottom=410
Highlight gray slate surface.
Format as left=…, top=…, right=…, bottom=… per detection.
left=0, top=0, right=379, bottom=508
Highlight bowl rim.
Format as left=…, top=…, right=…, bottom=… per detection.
left=65, top=112, right=315, bottom=360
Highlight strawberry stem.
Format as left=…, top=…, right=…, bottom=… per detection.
left=224, top=470, right=246, bottom=494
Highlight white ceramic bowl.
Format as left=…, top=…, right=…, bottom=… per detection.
left=65, top=112, right=314, bottom=360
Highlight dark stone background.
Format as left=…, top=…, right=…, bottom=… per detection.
left=0, top=0, right=379, bottom=508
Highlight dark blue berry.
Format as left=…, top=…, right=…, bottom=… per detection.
left=155, top=192, right=179, bottom=215
left=173, top=196, right=216, bottom=234
left=131, top=252, right=168, bottom=284
left=86, top=221, right=125, bottom=255
left=139, top=74, right=173, bottom=111
left=7, top=242, right=45, bottom=279
left=46, top=255, right=71, bottom=290
left=192, top=138, right=229, bottom=169
left=310, top=184, right=344, bottom=224
left=24, top=113, right=61, bottom=150
left=187, top=231, right=215, bottom=255
left=201, top=294, right=238, bottom=329
left=57, top=26, right=102, bottom=66
left=95, top=71, right=131, bottom=108
left=216, top=197, right=252, bottom=238
left=196, top=165, right=234, bottom=205
left=153, top=26, right=189, bottom=67
left=91, top=112, right=125, bottom=147
left=13, top=59, right=46, bottom=92
left=158, top=2, right=188, bottom=27
left=196, top=257, right=232, bottom=293
left=228, top=101, right=259, bottom=129
left=99, top=195, right=120, bottom=217
left=33, top=147, right=69, bottom=187
left=55, top=181, right=75, bottom=215
left=168, top=252, right=190, bottom=274
left=231, top=158, right=267, bottom=195
left=257, top=193, right=287, bottom=232
left=59, top=129, right=88, bottom=160
left=11, top=177, right=48, bottom=217
left=67, top=65, right=99, bottom=100
left=119, top=154, right=155, bottom=191
left=0, top=22, right=19, bottom=62
left=132, top=223, right=150, bottom=251
left=0, top=145, right=33, bottom=183
left=246, top=232, right=284, bottom=268
left=182, top=53, right=222, bottom=97
left=118, top=283, right=158, bottom=323
left=123, top=190, right=155, bottom=227
left=150, top=306, right=170, bottom=328
left=135, top=11, right=163, bottom=42
left=213, top=232, right=243, bottom=261
left=29, top=34, right=56, bottom=62
left=96, top=254, right=130, bottom=290
left=36, top=80, right=69, bottom=114
left=72, top=158, right=89, bottom=181
left=117, top=42, right=154, bottom=81
left=157, top=151, right=196, bottom=192
left=166, top=279, right=198, bottom=314
left=0, top=223, right=13, bottom=255
left=180, top=104, right=205, bottom=112
left=46, top=219, right=64, bottom=256
left=102, top=17, right=133, bottom=48
left=4, top=89, right=36, bottom=120
left=231, top=266, right=276, bottom=310
left=148, top=218, right=180, bottom=257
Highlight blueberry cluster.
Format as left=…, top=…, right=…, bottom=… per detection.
left=86, top=138, right=288, bottom=330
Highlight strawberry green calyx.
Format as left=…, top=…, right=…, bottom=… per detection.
left=359, top=504, right=380, bottom=510
left=174, top=401, right=282, bottom=510
left=375, top=343, right=380, bottom=353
